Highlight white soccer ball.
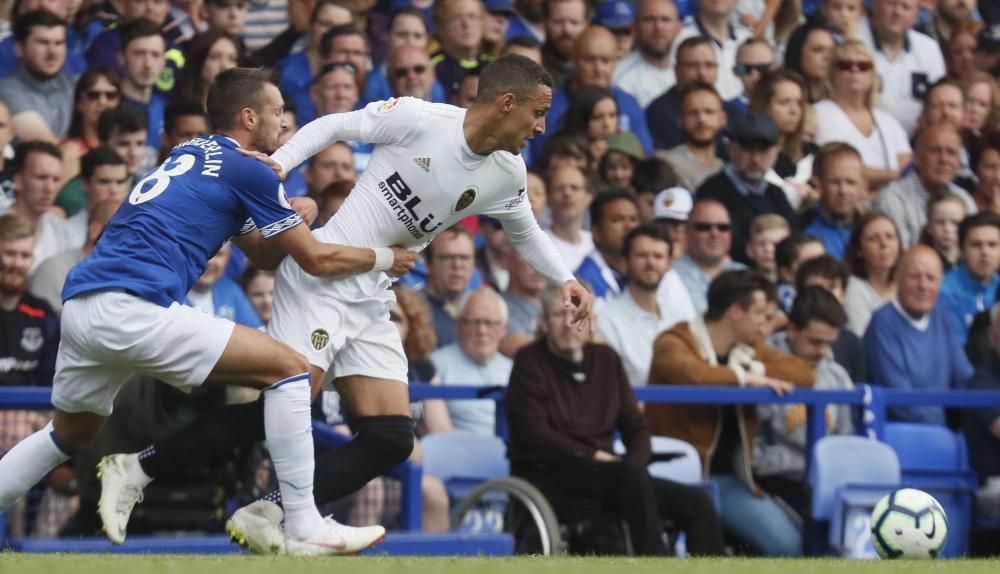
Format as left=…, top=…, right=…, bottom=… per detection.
left=870, top=488, right=948, bottom=559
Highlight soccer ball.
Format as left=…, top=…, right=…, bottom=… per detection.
left=870, top=488, right=948, bottom=559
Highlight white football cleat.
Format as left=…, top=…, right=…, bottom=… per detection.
left=97, top=453, right=152, bottom=544
left=226, top=499, right=286, bottom=555
left=284, top=516, right=386, bottom=556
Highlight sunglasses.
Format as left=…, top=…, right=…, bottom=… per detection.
left=692, top=222, right=732, bottom=233
left=836, top=59, right=874, bottom=72
left=85, top=90, right=120, bottom=102
left=393, top=64, right=427, bottom=79
left=734, top=63, right=771, bottom=75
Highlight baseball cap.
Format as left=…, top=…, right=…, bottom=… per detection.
left=730, top=113, right=780, bottom=148
left=484, top=0, right=516, bottom=15
left=977, top=24, right=1000, bottom=52
left=653, top=187, right=693, bottom=222
left=593, top=0, right=635, bottom=30
left=606, top=132, right=645, bottom=160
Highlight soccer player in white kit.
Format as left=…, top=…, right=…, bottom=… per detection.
left=97, top=54, right=592, bottom=554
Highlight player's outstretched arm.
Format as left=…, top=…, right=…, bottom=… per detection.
left=272, top=224, right=417, bottom=277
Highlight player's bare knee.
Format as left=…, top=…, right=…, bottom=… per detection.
left=271, top=348, right=310, bottom=381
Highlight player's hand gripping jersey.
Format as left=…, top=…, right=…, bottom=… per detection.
left=63, top=136, right=302, bottom=307
left=271, top=97, right=573, bottom=286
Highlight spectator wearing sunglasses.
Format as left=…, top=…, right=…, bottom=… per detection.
left=696, top=113, right=796, bottom=267
left=856, top=0, right=946, bottom=136
left=386, top=45, right=443, bottom=102
left=673, top=198, right=747, bottom=314
left=729, top=38, right=773, bottom=119
left=813, top=40, right=912, bottom=192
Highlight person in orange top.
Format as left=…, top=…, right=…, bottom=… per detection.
left=645, top=269, right=814, bottom=556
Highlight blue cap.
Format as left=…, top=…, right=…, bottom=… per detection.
left=484, top=0, right=516, bottom=15
left=594, top=0, right=635, bottom=29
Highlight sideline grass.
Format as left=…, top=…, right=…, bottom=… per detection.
left=3, top=555, right=1000, bottom=574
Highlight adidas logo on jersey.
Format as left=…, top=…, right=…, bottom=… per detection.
left=413, top=157, right=431, bottom=172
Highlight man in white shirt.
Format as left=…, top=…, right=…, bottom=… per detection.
left=651, top=186, right=698, bottom=327
left=613, top=0, right=683, bottom=107
left=856, top=0, right=946, bottom=135
left=545, top=163, right=594, bottom=270
left=432, top=287, right=514, bottom=435
left=669, top=0, right=753, bottom=101
left=598, top=224, right=679, bottom=387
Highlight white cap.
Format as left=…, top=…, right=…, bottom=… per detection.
left=652, top=187, right=693, bottom=221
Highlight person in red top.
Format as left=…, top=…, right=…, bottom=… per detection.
left=506, top=283, right=724, bottom=556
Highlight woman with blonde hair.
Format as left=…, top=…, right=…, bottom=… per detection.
left=813, top=40, right=912, bottom=191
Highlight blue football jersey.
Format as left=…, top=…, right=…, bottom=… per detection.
left=63, top=135, right=302, bottom=307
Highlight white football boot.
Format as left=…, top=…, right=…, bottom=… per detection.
left=97, top=453, right=152, bottom=544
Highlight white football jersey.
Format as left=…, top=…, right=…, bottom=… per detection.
left=308, top=97, right=533, bottom=251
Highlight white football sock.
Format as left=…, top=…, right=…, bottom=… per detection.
left=263, top=373, right=323, bottom=539
left=0, top=421, right=71, bottom=512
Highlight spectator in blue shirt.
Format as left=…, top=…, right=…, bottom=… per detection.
left=864, top=245, right=974, bottom=425
left=798, top=142, right=866, bottom=260
left=940, top=211, right=1000, bottom=347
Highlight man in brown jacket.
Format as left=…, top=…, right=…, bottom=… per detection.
left=507, top=285, right=725, bottom=556
left=646, top=269, right=814, bottom=556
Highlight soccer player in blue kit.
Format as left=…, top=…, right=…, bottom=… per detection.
left=0, top=68, right=416, bottom=555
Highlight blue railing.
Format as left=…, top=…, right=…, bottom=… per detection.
left=3, top=384, right=1000, bottom=545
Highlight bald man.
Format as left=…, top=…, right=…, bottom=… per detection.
left=863, top=245, right=974, bottom=425
left=526, top=26, right=653, bottom=166
left=874, top=123, right=977, bottom=248
left=613, top=0, right=683, bottom=108
left=387, top=45, right=439, bottom=101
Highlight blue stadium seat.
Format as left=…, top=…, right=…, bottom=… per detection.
left=809, top=435, right=901, bottom=555
left=883, top=422, right=978, bottom=557
left=420, top=431, right=509, bottom=500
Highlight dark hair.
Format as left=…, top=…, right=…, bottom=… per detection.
left=476, top=53, right=553, bottom=104
left=631, top=157, right=678, bottom=195
left=561, top=85, right=617, bottom=137
left=535, top=131, right=592, bottom=175
left=311, top=0, right=347, bottom=24
left=958, top=211, right=1000, bottom=247
left=163, top=99, right=208, bottom=135
left=795, top=254, right=850, bottom=294
left=66, top=66, right=121, bottom=140
left=675, top=36, right=714, bottom=63
left=845, top=211, right=902, bottom=279
left=206, top=67, right=278, bottom=131
left=775, top=233, right=821, bottom=271
left=788, top=285, right=847, bottom=329
left=784, top=22, right=835, bottom=78
left=590, top=189, right=638, bottom=227
left=973, top=130, right=1000, bottom=173
left=813, top=141, right=863, bottom=182
left=13, top=9, right=65, bottom=44
left=98, top=106, right=147, bottom=141
left=80, top=145, right=126, bottom=180
left=679, top=80, right=722, bottom=108
left=924, top=77, right=964, bottom=104
left=10, top=140, right=61, bottom=174
left=424, top=225, right=473, bottom=261
left=390, top=6, right=429, bottom=27
left=623, top=223, right=672, bottom=258
left=541, top=0, right=589, bottom=21
left=705, top=269, right=777, bottom=321
left=172, top=30, right=245, bottom=104
left=119, top=18, right=163, bottom=52
left=319, top=23, right=366, bottom=60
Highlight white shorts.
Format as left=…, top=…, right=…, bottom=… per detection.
left=269, top=259, right=408, bottom=387
left=52, top=290, right=235, bottom=416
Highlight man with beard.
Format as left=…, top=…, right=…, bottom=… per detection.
left=612, top=0, right=682, bottom=108
left=798, top=143, right=867, bottom=260
left=0, top=213, right=59, bottom=387
left=696, top=113, right=794, bottom=265
left=0, top=10, right=76, bottom=142
left=658, top=81, right=726, bottom=191
left=541, top=0, right=588, bottom=88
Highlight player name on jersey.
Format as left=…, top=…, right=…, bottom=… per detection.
left=176, top=137, right=227, bottom=178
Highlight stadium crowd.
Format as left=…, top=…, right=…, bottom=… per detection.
left=1, top=0, right=1000, bottom=556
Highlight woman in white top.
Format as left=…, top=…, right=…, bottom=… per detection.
left=813, top=39, right=912, bottom=191
left=843, top=212, right=903, bottom=337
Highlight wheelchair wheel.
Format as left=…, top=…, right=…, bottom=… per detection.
left=450, top=476, right=565, bottom=556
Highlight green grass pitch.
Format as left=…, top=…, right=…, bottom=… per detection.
left=3, top=555, right=1000, bottom=574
